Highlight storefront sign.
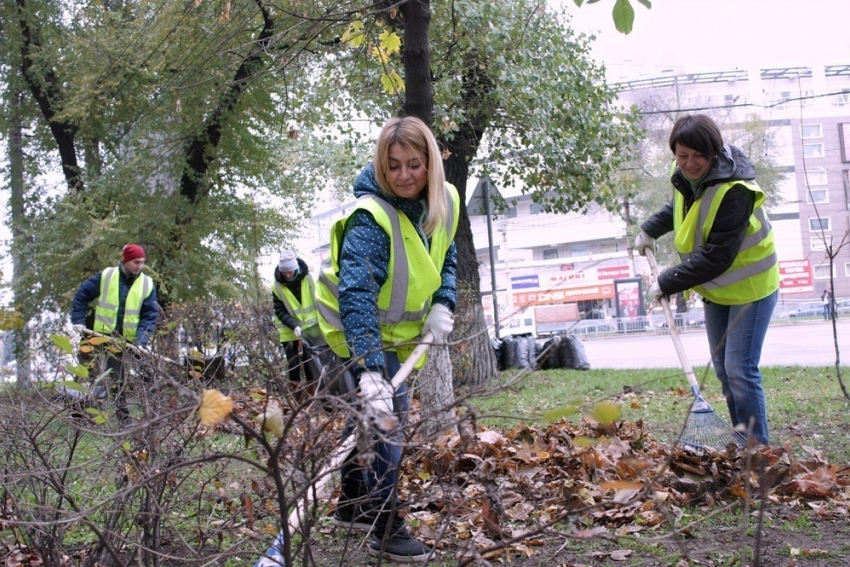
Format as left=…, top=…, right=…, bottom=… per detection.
left=513, top=284, right=614, bottom=307
left=597, top=265, right=631, bottom=280
left=779, top=259, right=813, bottom=293
left=511, top=275, right=539, bottom=289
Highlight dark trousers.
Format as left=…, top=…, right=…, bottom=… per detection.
left=282, top=340, right=317, bottom=383
left=340, top=351, right=409, bottom=504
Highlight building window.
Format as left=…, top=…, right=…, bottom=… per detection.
left=543, top=248, right=559, bottom=260
left=529, top=203, right=545, bottom=215
left=811, top=235, right=833, bottom=252
left=804, top=168, right=827, bottom=186
left=802, top=143, right=824, bottom=158
left=570, top=243, right=590, bottom=257
left=841, top=125, right=850, bottom=162
left=809, top=217, right=831, bottom=231
left=801, top=124, right=822, bottom=139
left=805, top=188, right=829, bottom=204
left=814, top=262, right=835, bottom=279
left=834, top=88, right=850, bottom=107
left=599, top=241, right=619, bottom=255
left=845, top=262, right=850, bottom=277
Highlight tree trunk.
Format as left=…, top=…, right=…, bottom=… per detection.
left=442, top=125, right=498, bottom=387
left=416, top=345, right=454, bottom=438
left=400, top=0, right=432, bottom=124
left=398, top=0, right=459, bottom=431
left=8, top=91, right=33, bottom=388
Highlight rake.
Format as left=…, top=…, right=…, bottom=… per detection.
left=645, top=249, right=745, bottom=451
left=253, top=334, right=434, bottom=567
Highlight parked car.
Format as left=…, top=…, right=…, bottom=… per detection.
left=834, top=299, right=850, bottom=315
left=788, top=302, right=824, bottom=318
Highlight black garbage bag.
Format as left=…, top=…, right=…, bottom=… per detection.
left=568, top=335, right=591, bottom=370
left=537, top=336, right=561, bottom=370
left=502, top=335, right=519, bottom=369
left=515, top=334, right=530, bottom=369
left=558, top=334, right=591, bottom=370
left=524, top=333, right=540, bottom=369
left=491, top=337, right=505, bottom=371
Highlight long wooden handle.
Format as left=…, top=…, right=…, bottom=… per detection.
left=644, top=251, right=699, bottom=390
left=286, top=333, right=434, bottom=532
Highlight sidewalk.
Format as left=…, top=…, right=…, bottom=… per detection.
left=579, top=318, right=849, bottom=369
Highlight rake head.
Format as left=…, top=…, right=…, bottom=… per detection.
left=677, top=404, right=746, bottom=451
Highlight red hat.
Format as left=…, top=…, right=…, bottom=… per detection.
left=122, top=244, right=146, bottom=263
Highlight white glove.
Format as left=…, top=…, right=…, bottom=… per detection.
left=634, top=231, right=656, bottom=257
left=358, top=371, right=397, bottom=431
left=422, top=303, right=454, bottom=343
left=649, top=281, right=666, bottom=302
left=73, top=324, right=87, bottom=334
left=293, top=326, right=302, bottom=338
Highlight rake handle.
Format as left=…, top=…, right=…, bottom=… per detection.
left=644, top=250, right=700, bottom=391
left=286, top=333, right=434, bottom=532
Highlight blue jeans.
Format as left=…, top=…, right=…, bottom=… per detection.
left=704, top=290, right=777, bottom=445
left=341, top=352, right=410, bottom=503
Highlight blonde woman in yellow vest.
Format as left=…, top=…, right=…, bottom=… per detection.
left=272, top=250, right=319, bottom=387
left=71, top=244, right=159, bottom=422
left=635, top=114, right=778, bottom=446
left=316, top=117, right=458, bottom=562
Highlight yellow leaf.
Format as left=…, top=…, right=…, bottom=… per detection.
left=78, top=344, right=93, bottom=354
left=199, top=389, right=233, bottom=426
left=378, top=29, right=401, bottom=55
left=342, top=21, right=365, bottom=48
left=418, top=472, right=431, bottom=481
left=573, top=436, right=597, bottom=447
left=257, top=404, right=284, bottom=437
left=88, top=336, right=112, bottom=346
left=380, top=71, right=404, bottom=95
left=370, top=46, right=389, bottom=64
left=591, top=402, right=620, bottom=424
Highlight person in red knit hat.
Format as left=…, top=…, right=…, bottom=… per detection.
left=71, top=244, right=160, bottom=422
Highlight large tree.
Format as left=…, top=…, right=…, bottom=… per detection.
left=1, top=0, right=365, bottom=317
left=304, top=0, right=642, bottom=384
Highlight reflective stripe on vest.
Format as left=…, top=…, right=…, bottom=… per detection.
left=673, top=178, right=778, bottom=304
left=94, top=267, right=153, bottom=341
left=316, top=184, right=460, bottom=364
left=273, top=276, right=318, bottom=342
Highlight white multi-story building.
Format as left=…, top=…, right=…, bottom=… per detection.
left=469, top=64, right=850, bottom=334
left=307, top=64, right=850, bottom=335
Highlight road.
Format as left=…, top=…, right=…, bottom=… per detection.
left=579, top=318, right=849, bottom=369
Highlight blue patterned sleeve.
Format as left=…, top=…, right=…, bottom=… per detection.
left=432, top=240, right=458, bottom=312
left=338, top=209, right=390, bottom=373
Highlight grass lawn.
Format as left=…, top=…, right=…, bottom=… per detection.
left=470, top=365, right=850, bottom=463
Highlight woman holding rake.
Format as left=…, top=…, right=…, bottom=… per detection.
left=635, top=114, right=779, bottom=446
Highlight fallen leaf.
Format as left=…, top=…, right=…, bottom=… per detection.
left=199, top=389, right=233, bottom=426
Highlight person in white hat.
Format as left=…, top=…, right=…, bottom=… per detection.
left=272, top=250, right=318, bottom=391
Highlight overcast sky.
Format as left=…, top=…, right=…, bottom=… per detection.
left=558, top=0, right=850, bottom=82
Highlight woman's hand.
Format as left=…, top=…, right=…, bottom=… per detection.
left=423, top=304, right=454, bottom=342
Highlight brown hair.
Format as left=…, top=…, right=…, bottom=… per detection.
left=669, top=114, right=724, bottom=158
left=373, top=116, right=448, bottom=236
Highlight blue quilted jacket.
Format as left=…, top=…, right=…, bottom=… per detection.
left=338, top=163, right=458, bottom=374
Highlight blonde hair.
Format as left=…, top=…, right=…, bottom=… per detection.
left=373, top=116, right=448, bottom=236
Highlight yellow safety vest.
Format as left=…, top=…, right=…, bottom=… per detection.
left=316, top=184, right=460, bottom=367
left=273, top=276, right=318, bottom=342
left=673, top=178, right=778, bottom=305
left=94, top=267, right=154, bottom=341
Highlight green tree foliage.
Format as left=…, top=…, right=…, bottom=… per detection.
left=1, top=0, right=359, bottom=314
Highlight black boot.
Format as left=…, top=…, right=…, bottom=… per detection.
left=332, top=483, right=376, bottom=532
left=369, top=511, right=432, bottom=562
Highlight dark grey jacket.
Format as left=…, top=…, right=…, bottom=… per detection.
left=641, top=144, right=757, bottom=297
